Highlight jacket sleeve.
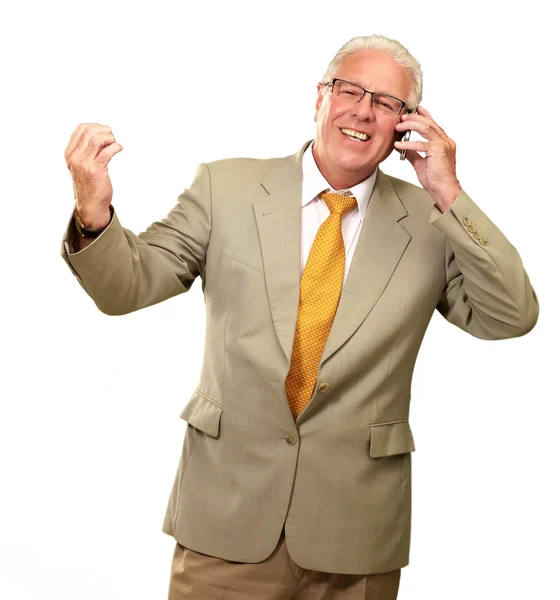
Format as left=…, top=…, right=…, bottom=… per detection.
left=429, top=189, right=539, bottom=340
left=60, top=162, right=212, bottom=316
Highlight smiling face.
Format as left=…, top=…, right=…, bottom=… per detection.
left=313, top=50, right=413, bottom=190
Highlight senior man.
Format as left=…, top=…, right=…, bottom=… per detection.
left=61, top=34, right=538, bottom=600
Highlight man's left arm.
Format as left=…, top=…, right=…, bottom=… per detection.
left=429, top=189, right=538, bottom=339
left=395, top=106, right=539, bottom=339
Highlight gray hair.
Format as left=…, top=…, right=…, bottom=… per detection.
left=322, top=34, right=423, bottom=110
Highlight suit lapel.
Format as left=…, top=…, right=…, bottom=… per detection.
left=254, top=142, right=411, bottom=369
left=253, top=142, right=308, bottom=364
left=320, top=170, right=411, bottom=366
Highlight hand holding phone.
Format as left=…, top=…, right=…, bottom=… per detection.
left=400, top=106, right=417, bottom=161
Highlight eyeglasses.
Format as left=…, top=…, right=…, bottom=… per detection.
left=325, top=79, right=407, bottom=116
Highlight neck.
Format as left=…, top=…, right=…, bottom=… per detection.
left=311, top=145, right=376, bottom=191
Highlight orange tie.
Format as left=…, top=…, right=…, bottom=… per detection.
left=285, top=191, right=358, bottom=420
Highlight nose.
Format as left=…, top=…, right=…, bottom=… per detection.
left=351, top=92, right=376, bottom=121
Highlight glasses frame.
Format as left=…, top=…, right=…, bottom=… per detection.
left=326, top=78, right=408, bottom=116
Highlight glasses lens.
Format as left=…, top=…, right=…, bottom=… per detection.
left=372, top=94, right=402, bottom=115
left=333, top=81, right=402, bottom=115
left=333, top=80, right=364, bottom=100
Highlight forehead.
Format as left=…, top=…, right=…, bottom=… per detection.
left=333, top=50, right=411, bottom=100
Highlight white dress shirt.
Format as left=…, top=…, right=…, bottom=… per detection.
left=300, top=142, right=377, bottom=285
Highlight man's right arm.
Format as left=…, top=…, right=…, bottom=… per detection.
left=61, top=123, right=212, bottom=315
left=69, top=209, right=112, bottom=253
left=61, top=161, right=212, bottom=315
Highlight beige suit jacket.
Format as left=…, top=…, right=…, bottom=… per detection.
left=60, top=140, right=539, bottom=575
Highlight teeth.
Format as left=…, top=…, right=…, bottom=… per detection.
left=341, top=128, right=370, bottom=141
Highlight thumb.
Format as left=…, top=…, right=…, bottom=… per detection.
left=97, top=142, right=123, bottom=167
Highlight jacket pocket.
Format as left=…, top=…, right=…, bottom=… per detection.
left=369, top=420, right=415, bottom=458
left=179, top=390, right=223, bottom=438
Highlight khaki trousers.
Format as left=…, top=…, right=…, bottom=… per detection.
left=168, top=527, right=401, bottom=600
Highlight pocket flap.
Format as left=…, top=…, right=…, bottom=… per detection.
left=369, top=420, right=415, bottom=458
left=179, top=391, right=223, bottom=438
left=220, top=236, right=264, bottom=274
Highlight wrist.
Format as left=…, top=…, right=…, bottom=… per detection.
left=74, top=205, right=113, bottom=238
left=75, top=205, right=112, bottom=229
left=432, top=182, right=461, bottom=213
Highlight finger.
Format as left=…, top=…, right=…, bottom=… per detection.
left=82, top=131, right=117, bottom=162
left=403, top=148, right=423, bottom=168
left=401, top=106, right=446, bottom=135
left=401, top=112, right=442, bottom=129
left=401, top=113, right=437, bottom=127
left=396, top=118, right=445, bottom=141
left=97, top=141, right=123, bottom=167
left=74, top=124, right=113, bottom=158
left=67, top=123, right=109, bottom=168
left=416, top=105, right=433, bottom=120
left=65, top=123, right=103, bottom=165
left=394, top=139, right=429, bottom=152
left=67, top=125, right=115, bottom=168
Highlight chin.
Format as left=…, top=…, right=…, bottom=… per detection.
left=334, top=154, right=375, bottom=174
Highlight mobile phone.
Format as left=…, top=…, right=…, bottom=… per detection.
left=400, top=106, right=417, bottom=161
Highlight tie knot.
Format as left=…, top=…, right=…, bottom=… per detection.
left=319, top=191, right=357, bottom=216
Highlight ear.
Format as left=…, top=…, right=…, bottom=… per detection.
left=314, top=83, right=325, bottom=123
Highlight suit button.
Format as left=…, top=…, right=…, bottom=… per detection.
left=319, top=383, right=329, bottom=392
left=468, top=225, right=476, bottom=233
left=463, top=217, right=472, bottom=227
left=474, top=231, right=481, bottom=240
left=480, top=237, right=488, bottom=246
left=286, top=434, right=297, bottom=445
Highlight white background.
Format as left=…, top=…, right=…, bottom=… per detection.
left=0, top=1, right=557, bottom=598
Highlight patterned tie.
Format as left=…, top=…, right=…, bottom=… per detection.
left=285, top=191, right=358, bottom=420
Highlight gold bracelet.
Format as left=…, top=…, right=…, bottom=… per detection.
left=73, top=205, right=114, bottom=238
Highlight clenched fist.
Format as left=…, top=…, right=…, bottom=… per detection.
left=64, top=123, right=123, bottom=228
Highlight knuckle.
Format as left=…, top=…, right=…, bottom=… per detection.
left=67, top=152, right=78, bottom=167
left=91, top=132, right=112, bottom=145
left=83, top=124, right=103, bottom=139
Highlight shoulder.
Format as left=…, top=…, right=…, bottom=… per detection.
left=383, top=172, right=429, bottom=200
left=205, top=152, right=295, bottom=182
left=382, top=171, right=434, bottom=218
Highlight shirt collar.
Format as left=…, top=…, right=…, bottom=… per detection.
left=301, top=141, right=377, bottom=221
